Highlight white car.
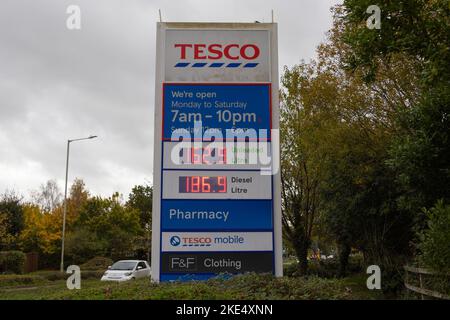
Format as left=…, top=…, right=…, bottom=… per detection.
left=101, top=260, right=151, bottom=282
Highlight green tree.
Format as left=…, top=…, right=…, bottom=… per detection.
left=126, top=184, right=152, bottom=261
left=0, top=212, right=13, bottom=248
left=280, top=63, right=333, bottom=274
left=66, top=178, right=90, bottom=227
left=65, top=229, right=107, bottom=264
left=280, top=6, right=421, bottom=280
left=19, top=204, right=61, bottom=256
left=73, top=193, right=143, bottom=262
left=418, top=200, right=450, bottom=273
left=0, top=191, right=24, bottom=250
left=126, top=185, right=152, bottom=229
left=341, top=0, right=450, bottom=212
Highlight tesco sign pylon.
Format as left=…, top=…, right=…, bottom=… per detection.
left=151, top=22, right=282, bottom=282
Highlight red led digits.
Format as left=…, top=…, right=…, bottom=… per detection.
left=188, top=147, right=226, bottom=165
left=217, top=176, right=227, bottom=193
left=179, top=176, right=227, bottom=193
left=201, top=176, right=211, bottom=192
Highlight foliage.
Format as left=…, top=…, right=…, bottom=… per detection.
left=387, top=85, right=450, bottom=211
left=0, top=274, right=49, bottom=288
left=31, top=180, right=62, bottom=213
left=335, top=4, right=450, bottom=293
left=418, top=200, right=450, bottom=273
left=0, top=213, right=13, bottom=248
left=0, top=251, right=26, bottom=274
left=284, top=255, right=364, bottom=279
left=64, top=229, right=108, bottom=265
left=280, top=7, right=418, bottom=276
left=0, top=270, right=105, bottom=288
left=80, top=256, right=113, bottom=271
left=126, top=185, right=152, bottom=230
left=70, top=193, right=144, bottom=263
left=309, top=256, right=363, bottom=279
left=126, top=185, right=153, bottom=260
left=0, top=273, right=384, bottom=300
left=56, top=178, right=91, bottom=235
left=341, top=0, right=450, bottom=214
left=19, top=204, right=60, bottom=255
left=280, top=64, right=329, bottom=274
left=32, top=270, right=104, bottom=281
left=342, top=0, right=449, bottom=84
left=0, top=191, right=24, bottom=250
left=0, top=179, right=151, bottom=269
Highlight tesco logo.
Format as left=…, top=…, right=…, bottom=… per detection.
left=182, top=237, right=212, bottom=245
left=170, top=236, right=212, bottom=247
left=174, top=44, right=260, bottom=60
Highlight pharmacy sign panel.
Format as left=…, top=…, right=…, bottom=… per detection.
left=152, top=23, right=282, bottom=281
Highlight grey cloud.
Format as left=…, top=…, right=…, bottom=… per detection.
left=0, top=0, right=340, bottom=198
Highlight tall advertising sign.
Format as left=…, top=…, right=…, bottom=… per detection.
left=152, top=23, right=282, bottom=281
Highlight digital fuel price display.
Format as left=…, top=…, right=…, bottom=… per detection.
left=179, top=176, right=227, bottom=193
left=179, top=147, right=227, bottom=165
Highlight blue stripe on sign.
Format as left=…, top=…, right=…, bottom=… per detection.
left=174, top=62, right=189, bottom=67
left=226, top=63, right=241, bottom=68
left=244, top=63, right=259, bottom=68
left=209, top=62, right=225, bottom=67
left=161, top=199, right=273, bottom=230
left=192, top=63, right=208, bottom=67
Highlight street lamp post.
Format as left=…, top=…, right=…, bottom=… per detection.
left=60, top=135, right=98, bottom=272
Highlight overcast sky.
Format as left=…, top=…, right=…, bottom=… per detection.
left=0, top=0, right=341, bottom=199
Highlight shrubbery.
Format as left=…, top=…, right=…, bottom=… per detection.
left=284, top=254, right=364, bottom=278
left=4, top=273, right=357, bottom=300
left=0, top=274, right=48, bottom=287
left=0, top=270, right=105, bottom=288
left=418, top=200, right=450, bottom=273
left=33, top=270, right=104, bottom=280
left=0, top=251, right=26, bottom=274
left=80, top=256, right=113, bottom=271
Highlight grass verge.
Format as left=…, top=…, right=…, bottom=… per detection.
left=0, top=272, right=386, bottom=300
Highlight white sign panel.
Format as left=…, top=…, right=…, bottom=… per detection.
left=162, top=232, right=273, bottom=252
left=165, top=29, right=270, bottom=82
left=162, top=170, right=272, bottom=199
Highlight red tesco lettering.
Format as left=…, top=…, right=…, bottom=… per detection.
left=174, top=44, right=260, bottom=60
left=182, top=237, right=212, bottom=244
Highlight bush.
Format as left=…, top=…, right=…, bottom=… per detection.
left=32, top=270, right=104, bottom=280
left=33, top=271, right=67, bottom=281
left=348, top=253, right=364, bottom=273
left=418, top=200, right=450, bottom=273
left=81, top=270, right=104, bottom=279
left=80, top=257, right=113, bottom=271
left=0, top=251, right=26, bottom=274
left=0, top=274, right=49, bottom=287
left=284, top=255, right=363, bottom=278
left=283, top=262, right=299, bottom=277
left=64, top=229, right=108, bottom=265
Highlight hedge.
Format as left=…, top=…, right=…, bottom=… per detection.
left=0, top=251, right=26, bottom=274
left=80, top=256, right=113, bottom=271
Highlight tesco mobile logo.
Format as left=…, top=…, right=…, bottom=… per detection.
left=169, top=235, right=245, bottom=247
left=173, top=43, right=260, bottom=68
